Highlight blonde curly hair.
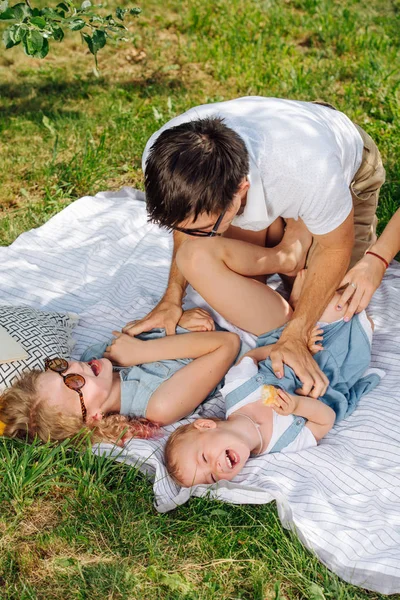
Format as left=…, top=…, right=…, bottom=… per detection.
left=0, top=369, right=160, bottom=445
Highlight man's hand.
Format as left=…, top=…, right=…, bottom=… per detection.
left=122, top=300, right=183, bottom=336
left=263, top=334, right=329, bottom=398
left=178, top=308, right=216, bottom=332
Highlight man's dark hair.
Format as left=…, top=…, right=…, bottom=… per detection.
left=144, top=117, right=249, bottom=229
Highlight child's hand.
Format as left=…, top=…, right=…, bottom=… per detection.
left=104, top=331, right=143, bottom=366
left=178, top=308, right=215, bottom=332
left=271, top=389, right=299, bottom=416
left=307, top=326, right=324, bottom=355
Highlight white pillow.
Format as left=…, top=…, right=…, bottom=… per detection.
left=0, top=306, right=78, bottom=391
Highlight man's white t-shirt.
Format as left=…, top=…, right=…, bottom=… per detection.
left=142, top=97, right=364, bottom=235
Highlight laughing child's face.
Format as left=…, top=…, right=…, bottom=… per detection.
left=170, top=419, right=251, bottom=487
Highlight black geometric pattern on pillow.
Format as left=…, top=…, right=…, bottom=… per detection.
left=0, top=306, right=78, bottom=390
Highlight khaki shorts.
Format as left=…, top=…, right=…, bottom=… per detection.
left=307, top=102, right=386, bottom=269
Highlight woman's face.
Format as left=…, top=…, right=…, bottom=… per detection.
left=36, top=358, right=117, bottom=422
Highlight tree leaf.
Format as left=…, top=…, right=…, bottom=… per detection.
left=0, top=7, right=15, bottom=19
left=9, top=22, right=26, bottom=42
left=68, top=18, right=85, bottom=30
left=115, top=7, right=126, bottom=21
left=11, top=2, right=31, bottom=21
left=30, top=16, right=46, bottom=28
left=3, top=27, right=19, bottom=48
left=0, top=1, right=9, bottom=13
left=51, top=26, right=64, bottom=41
left=56, top=2, right=70, bottom=15
left=82, top=31, right=93, bottom=53
left=81, top=0, right=91, bottom=9
left=33, top=36, right=49, bottom=57
left=116, top=6, right=141, bottom=21
left=41, top=7, right=63, bottom=18
left=91, top=28, right=106, bottom=51
left=23, top=29, right=44, bottom=55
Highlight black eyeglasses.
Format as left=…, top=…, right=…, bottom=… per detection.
left=44, top=357, right=87, bottom=422
left=172, top=209, right=227, bottom=237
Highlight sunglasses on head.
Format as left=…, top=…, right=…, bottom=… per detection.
left=44, top=357, right=87, bottom=422
left=172, top=208, right=227, bottom=237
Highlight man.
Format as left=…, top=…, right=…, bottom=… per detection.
left=124, top=97, right=385, bottom=398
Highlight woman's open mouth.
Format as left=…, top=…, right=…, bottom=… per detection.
left=88, top=360, right=102, bottom=376
left=225, top=449, right=239, bottom=469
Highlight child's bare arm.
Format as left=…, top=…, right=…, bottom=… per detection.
left=104, top=329, right=236, bottom=366
left=272, top=389, right=335, bottom=441
left=146, top=332, right=240, bottom=425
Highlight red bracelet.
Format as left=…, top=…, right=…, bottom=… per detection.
left=365, top=251, right=389, bottom=270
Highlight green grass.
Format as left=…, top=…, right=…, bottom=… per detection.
left=0, top=439, right=396, bottom=600
left=1, top=0, right=400, bottom=597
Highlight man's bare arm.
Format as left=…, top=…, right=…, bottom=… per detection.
left=267, top=211, right=355, bottom=397
left=288, top=211, right=354, bottom=336
left=123, top=231, right=188, bottom=335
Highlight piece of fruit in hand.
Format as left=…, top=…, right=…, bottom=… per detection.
left=261, top=384, right=280, bottom=406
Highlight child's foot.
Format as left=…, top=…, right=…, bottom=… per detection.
left=289, top=269, right=307, bottom=309
left=277, top=218, right=313, bottom=277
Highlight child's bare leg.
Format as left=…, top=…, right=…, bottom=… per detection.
left=266, top=217, right=286, bottom=248
left=290, top=269, right=360, bottom=324
left=319, top=295, right=374, bottom=326
left=224, top=224, right=268, bottom=283
left=225, top=217, right=286, bottom=249
left=225, top=218, right=288, bottom=283
left=225, top=217, right=312, bottom=278
left=319, top=292, right=347, bottom=323
left=276, top=219, right=313, bottom=293
left=176, top=236, right=293, bottom=336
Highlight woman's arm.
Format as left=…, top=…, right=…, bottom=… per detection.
left=146, top=332, right=240, bottom=425
left=273, top=389, right=335, bottom=441
left=371, top=207, right=400, bottom=262
left=338, top=207, right=400, bottom=319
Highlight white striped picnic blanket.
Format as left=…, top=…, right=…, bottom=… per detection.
left=1, top=187, right=400, bottom=594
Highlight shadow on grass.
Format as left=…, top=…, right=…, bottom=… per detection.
left=0, top=72, right=188, bottom=122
